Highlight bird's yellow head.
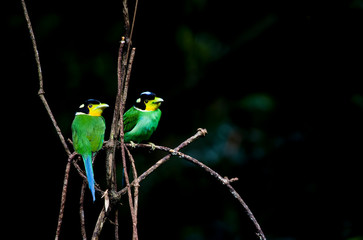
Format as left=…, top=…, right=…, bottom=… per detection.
left=135, top=91, right=163, bottom=111
left=76, top=99, right=109, bottom=117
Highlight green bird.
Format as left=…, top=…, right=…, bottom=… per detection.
left=123, top=91, right=163, bottom=145
left=72, top=99, right=109, bottom=201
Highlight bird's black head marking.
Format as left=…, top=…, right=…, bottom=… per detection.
left=77, top=99, right=101, bottom=114
left=135, top=92, right=156, bottom=110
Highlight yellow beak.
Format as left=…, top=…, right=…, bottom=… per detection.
left=154, top=97, right=164, bottom=104
left=94, top=103, right=109, bottom=110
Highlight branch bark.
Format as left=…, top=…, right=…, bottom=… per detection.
left=80, top=182, right=87, bottom=240
left=21, top=0, right=72, bottom=157
left=115, top=128, right=208, bottom=200
left=91, top=207, right=107, bottom=240
left=121, top=134, right=266, bottom=240
left=21, top=2, right=74, bottom=239
left=23, top=0, right=267, bottom=238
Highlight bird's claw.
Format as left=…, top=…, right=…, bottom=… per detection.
left=148, top=142, right=156, bottom=151
left=130, top=141, right=136, bottom=148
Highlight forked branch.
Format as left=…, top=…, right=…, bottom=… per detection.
left=22, top=0, right=266, bottom=239
left=118, top=131, right=266, bottom=240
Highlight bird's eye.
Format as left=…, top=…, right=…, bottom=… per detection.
left=88, top=104, right=93, bottom=108
left=144, top=100, right=148, bottom=104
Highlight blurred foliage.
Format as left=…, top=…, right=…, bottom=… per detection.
left=6, top=0, right=363, bottom=239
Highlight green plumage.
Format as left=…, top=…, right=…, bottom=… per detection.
left=72, top=115, right=106, bottom=201
left=72, top=115, right=106, bottom=153
left=123, top=107, right=161, bottom=143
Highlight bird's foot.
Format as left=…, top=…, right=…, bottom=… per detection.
left=148, top=142, right=156, bottom=151
left=130, top=141, right=137, bottom=148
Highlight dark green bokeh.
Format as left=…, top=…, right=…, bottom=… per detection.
left=6, top=0, right=363, bottom=239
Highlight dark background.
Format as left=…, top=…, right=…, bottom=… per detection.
left=5, top=0, right=363, bottom=239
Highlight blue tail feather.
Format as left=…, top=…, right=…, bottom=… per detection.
left=83, top=154, right=95, bottom=202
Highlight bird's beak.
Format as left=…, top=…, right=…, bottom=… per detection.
left=154, top=97, right=164, bottom=103
left=95, top=103, right=109, bottom=110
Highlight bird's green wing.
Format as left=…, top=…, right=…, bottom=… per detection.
left=72, top=115, right=106, bottom=153
left=87, top=116, right=106, bottom=152
left=123, top=107, right=140, bottom=133
left=72, top=115, right=105, bottom=202
left=72, top=116, right=91, bottom=155
left=124, top=109, right=161, bottom=143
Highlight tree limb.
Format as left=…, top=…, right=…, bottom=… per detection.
left=115, top=128, right=208, bottom=200
left=23, top=0, right=267, bottom=238
left=21, top=0, right=72, bottom=157
left=122, top=134, right=266, bottom=240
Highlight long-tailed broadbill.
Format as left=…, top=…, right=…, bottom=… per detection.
left=72, top=99, right=109, bottom=201
left=123, top=91, right=163, bottom=144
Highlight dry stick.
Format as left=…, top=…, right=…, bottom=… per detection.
left=122, top=0, right=130, bottom=38
left=120, top=143, right=138, bottom=240
left=122, top=143, right=266, bottom=240
left=122, top=0, right=138, bottom=56
left=80, top=182, right=87, bottom=240
left=114, top=210, right=120, bottom=240
left=125, top=147, right=139, bottom=217
left=130, top=144, right=266, bottom=240
left=21, top=0, right=72, bottom=157
left=91, top=0, right=138, bottom=233
left=21, top=2, right=75, bottom=239
left=115, top=128, right=208, bottom=200
left=119, top=48, right=138, bottom=240
left=92, top=207, right=107, bottom=240
left=54, top=153, right=76, bottom=239
left=91, top=40, right=137, bottom=240
left=110, top=36, right=127, bottom=240
left=125, top=146, right=139, bottom=239
left=91, top=129, right=205, bottom=238
left=105, top=37, right=126, bottom=190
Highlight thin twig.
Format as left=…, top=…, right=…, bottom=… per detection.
left=115, top=128, right=208, bottom=201
left=21, top=0, right=72, bottom=156
left=91, top=207, right=107, bottom=240
left=122, top=135, right=266, bottom=240
left=117, top=47, right=137, bottom=239
left=55, top=159, right=71, bottom=239
left=93, top=0, right=138, bottom=236
left=80, top=181, right=87, bottom=240
left=125, top=146, right=139, bottom=240
left=122, top=0, right=138, bottom=59
left=114, top=210, right=119, bottom=240
left=21, top=2, right=75, bottom=239
left=122, top=0, right=130, bottom=39
left=119, top=45, right=139, bottom=237
left=121, top=47, right=135, bottom=112
left=129, top=0, right=138, bottom=46
left=120, top=143, right=138, bottom=240
left=105, top=37, right=126, bottom=190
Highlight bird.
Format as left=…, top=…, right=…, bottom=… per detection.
left=123, top=91, right=163, bottom=146
left=72, top=99, right=109, bottom=201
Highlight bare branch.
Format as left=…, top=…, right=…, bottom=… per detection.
left=114, top=210, right=120, bottom=240
left=80, top=182, right=87, bottom=240
left=54, top=161, right=71, bottom=240
left=104, top=37, right=126, bottom=189
left=125, top=146, right=140, bottom=240
left=23, top=0, right=266, bottom=237
left=115, top=128, right=208, bottom=200
left=91, top=207, right=107, bottom=240
left=21, top=0, right=72, bottom=157
left=120, top=143, right=138, bottom=240
left=123, top=134, right=266, bottom=240
left=21, top=3, right=74, bottom=237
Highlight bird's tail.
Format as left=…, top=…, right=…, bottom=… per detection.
left=83, top=154, right=95, bottom=202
